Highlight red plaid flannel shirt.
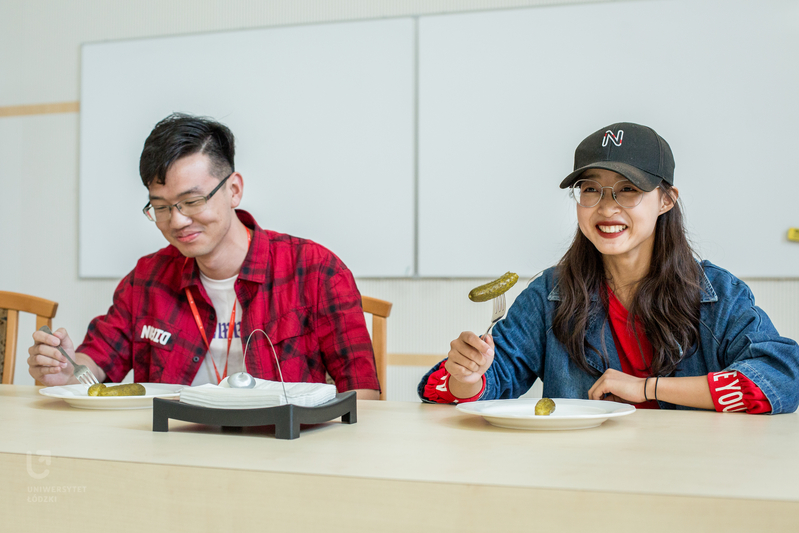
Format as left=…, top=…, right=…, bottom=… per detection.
left=77, top=210, right=379, bottom=392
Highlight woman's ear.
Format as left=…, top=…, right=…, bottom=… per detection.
left=659, top=186, right=678, bottom=215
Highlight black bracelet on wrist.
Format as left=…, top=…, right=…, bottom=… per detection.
left=654, top=376, right=660, bottom=402
left=643, top=377, right=650, bottom=402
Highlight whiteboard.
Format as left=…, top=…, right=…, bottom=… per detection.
left=80, top=18, right=415, bottom=278
left=418, top=0, right=799, bottom=277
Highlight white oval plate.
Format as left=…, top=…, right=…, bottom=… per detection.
left=39, top=383, right=183, bottom=410
left=456, top=398, right=636, bottom=430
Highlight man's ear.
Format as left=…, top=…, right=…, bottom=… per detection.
left=660, top=186, right=678, bottom=215
left=228, top=172, right=244, bottom=208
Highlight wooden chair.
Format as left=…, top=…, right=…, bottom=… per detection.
left=0, top=291, right=59, bottom=384
left=361, top=295, right=392, bottom=400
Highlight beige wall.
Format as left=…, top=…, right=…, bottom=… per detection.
left=2, top=0, right=797, bottom=400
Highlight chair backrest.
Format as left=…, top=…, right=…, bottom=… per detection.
left=361, top=295, right=392, bottom=400
left=0, top=291, right=59, bottom=384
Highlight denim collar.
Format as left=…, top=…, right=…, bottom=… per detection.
left=546, top=265, right=718, bottom=304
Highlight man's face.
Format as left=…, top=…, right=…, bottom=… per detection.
left=147, top=152, right=240, bottom=259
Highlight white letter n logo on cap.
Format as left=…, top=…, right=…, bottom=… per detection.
left=602, top=129, right=624, bottom=147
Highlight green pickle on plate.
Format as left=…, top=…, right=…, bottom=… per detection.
left=87, top=383, right=146, bottom=397
left=535, top=398, right=556, bottom=416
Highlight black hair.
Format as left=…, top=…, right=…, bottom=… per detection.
left=139, top=113, right=235, bottom=188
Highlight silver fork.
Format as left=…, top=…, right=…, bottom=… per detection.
left=39, top=326, right=99, bottom=386
left=483, top=293, right=507, bottom=338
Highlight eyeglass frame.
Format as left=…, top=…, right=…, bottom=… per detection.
left=569, top=178, right=646, bottom=209
left=142, top=173, right=233, bottom=222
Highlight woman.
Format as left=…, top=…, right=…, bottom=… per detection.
left=418, top=122, right=799, bottom=414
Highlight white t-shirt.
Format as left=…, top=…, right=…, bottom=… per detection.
left=190, top=272, right=245, bottom=386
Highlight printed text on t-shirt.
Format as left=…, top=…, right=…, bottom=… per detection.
left=214, top=322, right=241, bottom=340
left=141, top=325, right=171, bottom=346
left=711, top=371, right=747, bottom=412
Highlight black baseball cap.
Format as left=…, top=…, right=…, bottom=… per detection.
left=559, top=122, right=674, bottom=192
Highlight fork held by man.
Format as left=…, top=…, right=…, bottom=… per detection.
left=35, top=326, right=100, bottom=386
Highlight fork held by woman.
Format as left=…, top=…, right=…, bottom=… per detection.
left=484, top=293, right=507, bottom=338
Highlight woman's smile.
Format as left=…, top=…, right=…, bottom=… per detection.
left=596, top=223, right=628, bottom=237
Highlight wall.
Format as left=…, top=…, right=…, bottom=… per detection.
left=2, top=0, right=797, bottom=400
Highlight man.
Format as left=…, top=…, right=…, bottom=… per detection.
left=28, top=113, right=380, bottom=399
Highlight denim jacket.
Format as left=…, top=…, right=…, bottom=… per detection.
left=419, top=261, right=799, bottom=414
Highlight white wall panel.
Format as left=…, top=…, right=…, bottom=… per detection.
left=418, top=0, right=799, bottom=277
left=1, top=0, right=614, bottom=105
left=79, top=18, right=415, bottom=277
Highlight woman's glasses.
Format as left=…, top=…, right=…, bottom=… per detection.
left=570, top=179, right=644, bottom=209
left=143, top=174, right=231, bottom=222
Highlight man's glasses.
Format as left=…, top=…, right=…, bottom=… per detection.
left=143, top=174, right=232, bottom=222
left=570, top=179, right=644, bottom=209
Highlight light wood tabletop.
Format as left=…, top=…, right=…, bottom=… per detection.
left=2, top=385, right=798, bottom=532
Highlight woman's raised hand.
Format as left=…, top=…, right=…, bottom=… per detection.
left=445, top=331, right=495, bottom=398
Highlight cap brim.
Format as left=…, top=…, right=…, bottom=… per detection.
left=559, top=161, right=663, bottom=192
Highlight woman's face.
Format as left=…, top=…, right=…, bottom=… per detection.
left=575, top=169, right=676, bottom=264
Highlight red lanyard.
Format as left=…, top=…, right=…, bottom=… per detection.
left=185, top=229, right=251, bottom=384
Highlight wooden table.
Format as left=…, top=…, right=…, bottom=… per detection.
left=2, top=385, right=798, bottom=532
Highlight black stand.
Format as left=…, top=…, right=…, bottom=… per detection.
left=152, top=391, right=357, bottom=440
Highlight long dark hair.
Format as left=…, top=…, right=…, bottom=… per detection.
left=551, top=182, right=702, bottom=377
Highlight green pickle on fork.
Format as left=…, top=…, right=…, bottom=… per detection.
left=468, top=272, right=519, bottom=302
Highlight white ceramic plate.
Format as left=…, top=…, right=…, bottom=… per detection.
left=39, top=383, right=183, bottom=410
left=456, top=398, right=636, bottom=430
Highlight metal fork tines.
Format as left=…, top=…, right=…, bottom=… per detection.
left=483, top=293, right=507, bottom=338
left=39, top=326, right=99, bottom=386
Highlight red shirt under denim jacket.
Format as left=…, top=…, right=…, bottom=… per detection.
left=77, top=210, right=379, bottom=392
